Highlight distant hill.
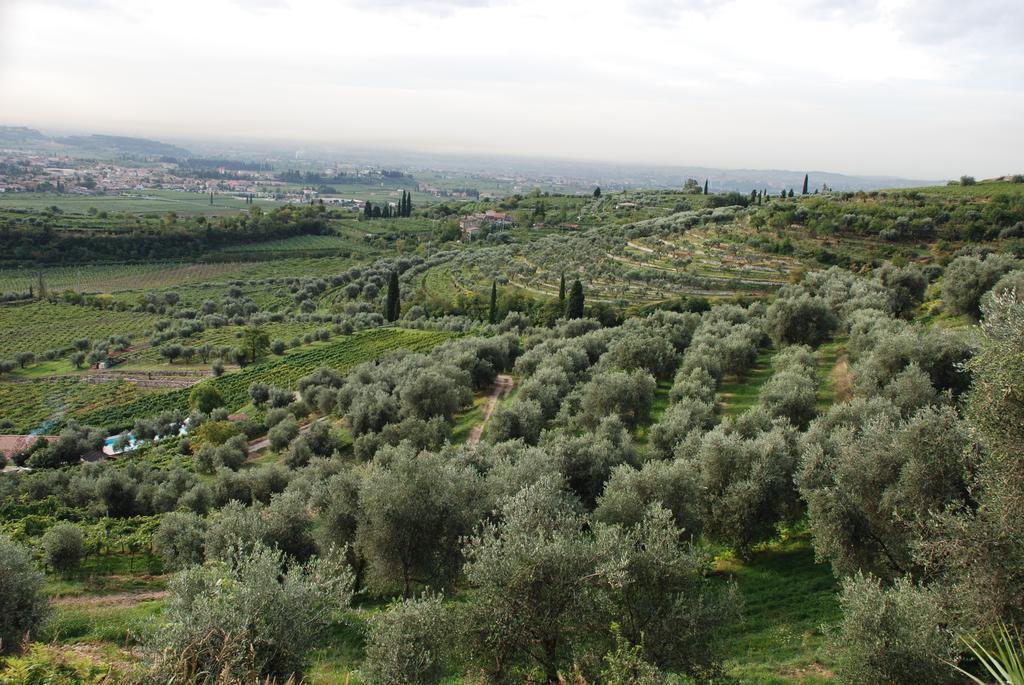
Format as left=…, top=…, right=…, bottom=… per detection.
left=0, top=126, right=191, bottom=158
left=53, top=134, right=191, bottom=158
left=0, top=126, right=49, bottom=147
left=254, top=145, right=940, bottom=193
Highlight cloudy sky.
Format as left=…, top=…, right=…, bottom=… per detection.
left=1, top=0, right=1021, bottom=178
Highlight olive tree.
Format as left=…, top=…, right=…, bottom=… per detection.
left=691, top=415, right=801, bottom=557
left=357, top=445, right=486, bottom=596
left=149, top=544, right=352, bottom=684
left=41, top=522, right=84, bottom=575
left=0, top=534, right=49, bottom=654
left=831, top=574, right=957, bottom=685
left=486, top=399, right=545, bottom=445
left=765, top=293, right=837, bottom=346
left=941, top=253, right=1018, bottom=317
left=458, top=480, right=598, bottom=684
left=796, top=405, right=971, bottom=581
left=578, top=370, right=656, bottom=430
left=363, top=594, right=453, bottom=685
left=594, top=458, right=702, bottom=536
left=154, top=511, right=207, bottom=570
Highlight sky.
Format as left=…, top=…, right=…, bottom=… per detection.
left=0, top=0, right=1022, bottom=179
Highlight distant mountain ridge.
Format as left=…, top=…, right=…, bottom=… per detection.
left=1, top=125, right=939, bottom=191
left=0, top=126, right=191, bottom=158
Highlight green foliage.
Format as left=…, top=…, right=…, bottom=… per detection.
left=690, top=413, right=800, bottom=557
left=363, top=594, right=452, bottom=685
left=0, top=534, right=49, bottom=655
left=458, top=481, right=736, bottom=683
left=942, top=254, right=1019, bottom=317
left=955, top=624, right=1024, bottom=685
left=386, top=270, right=401, bottom=321
left=766, top=293, right=838, bottom=346
left=40, top=522, right=84, bottom=575
left=798, top=403, right=972, bottom=581
left=579, top=370, right=656, bottom=430
left=149, top=544, right=353, bottom=684
left=153, top=511, right=206, bottom=570
left=600, top=624, right=669, bottom=685
left=357, top=445, right=485, bottom=596
left=566, top=279, right=585, bottom=319
left=188, top=383, right=224, bottom=414
left=832, top=574, right=956, bottom=685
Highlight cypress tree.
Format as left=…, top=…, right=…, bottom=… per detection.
left=489, top=280, right=498, bottom=324
left=802, top=174, right=809, bottom=195
left=593, top=186, right=601, bottom=198
left=558, top=272, right=566, bottom=305
left=566, top=280, right=584, bottom=319
left=703, top=179, right=709, bottom=195
left=364, top=201, right=373, bottom=219
left=386, top=270, right=400, bottom=322
left=406, top=191, right=412, bottom=216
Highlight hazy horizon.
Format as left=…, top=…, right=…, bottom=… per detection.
left=2, top=0, right=1022, bottom=180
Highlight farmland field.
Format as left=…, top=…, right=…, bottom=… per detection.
left=0, top=190, right=272, bottom=214
left=0, top=256, right=367, bottom=296
left=0, top=377, right=160, bottom=433
left=77, top=327, right=454, bottom=430
left=0, top=301, right=162, bottom=358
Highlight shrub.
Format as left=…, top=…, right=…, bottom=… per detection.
left=0, top=534, right=49, bottom=654
left=189, top=383, right=224, bottom=414
left=149, top=544, right=352, bottom=683
left=766, top=294, right=838, bottom=346
left=832, top=574, right=957, bottom=685
left=41, top=523, right=84, bottom=575
left=486, top=399, right=544, bottom=445
left=268, top=415, right=299, bottom=451
left=153, top=511, right=207, bottom=570
left=363, top=594, right=452, bottom=685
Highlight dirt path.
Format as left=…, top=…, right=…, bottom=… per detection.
left=829, top=355, right=852, bottom=402
left=466, top=374, right=514, bottom=446
left=247, top=414, right=327, bottom=455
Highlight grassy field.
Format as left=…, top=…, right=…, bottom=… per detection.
left=0, top=301, right=162, bottom=358
left=718, top=533, right=839, bottom=684
left=718, top=348, right=776, bottom=417
left=0, top=377, right=160, bottom=433
left=0, top=255, right=368, bottom=296
left=909, top=179, right=1024, bottom=198
left=77, top=327, right=454, bottom=430
left=0, top=190, right=270, bottom=214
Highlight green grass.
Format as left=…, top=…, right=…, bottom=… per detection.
left=307, top=611, right=372, bottom=685
left=635, top=380, right=673, bottom=445
left=814, top=340, right=846, bottom=411
left=41, top=599, right=165, bottom=646
left=0, top=301, right=161, bottom=358
left=0, top=190, right=268, bottom=215
left=909, top=180, right=1024, bottom=198
left=717, top=533, right=840, bottom=684
left=450, top=395, right=487, bottom=445
left=718, top=348, right=776, bottom=417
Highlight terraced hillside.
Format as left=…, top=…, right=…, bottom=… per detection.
left=425, top=207, right=805, bottom=308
